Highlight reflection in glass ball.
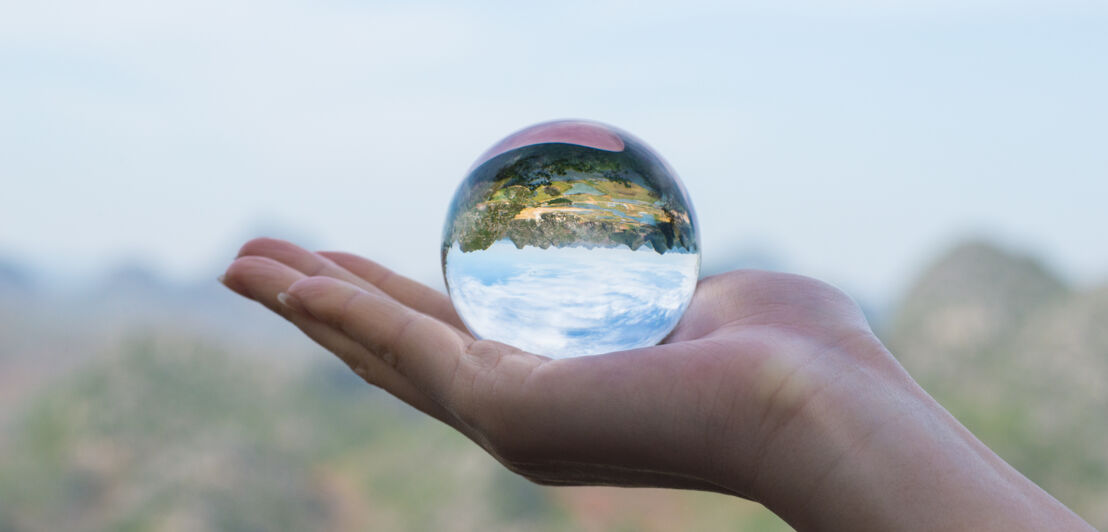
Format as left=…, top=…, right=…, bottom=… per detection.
left=442, top=120, right=700, bottom=358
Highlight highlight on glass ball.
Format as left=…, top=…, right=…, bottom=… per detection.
left=442, top=120, right=700, bottom=358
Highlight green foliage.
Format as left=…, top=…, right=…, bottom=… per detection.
left=0, top=332, right=794, bottom=531
left=488, top=468, right=563, bottom=523
left=5, top=238, right=1104, bottom=530
left=0, top=338, right=333, bottom=531
left=449, top=177, right=693, bottom=254
left=446, top=145, right=697, bottom=254
left=884, top=242, right=1108, bottom=528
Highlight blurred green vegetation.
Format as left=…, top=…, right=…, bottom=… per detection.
left=1, top=239, right=1103, bottom=530
left=0, top=336, right=787, bottom=531
left=886, top=242, right=1108, bottom=527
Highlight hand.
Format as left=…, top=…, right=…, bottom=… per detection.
left=222, top=238, right=1093, bottom=531
left=221, top=237, right=873, bottom=493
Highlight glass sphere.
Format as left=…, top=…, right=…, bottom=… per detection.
left=442, top=120, right=700, bottom=358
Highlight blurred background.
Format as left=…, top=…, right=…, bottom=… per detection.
left=1, top=1, right=1105, bottom=530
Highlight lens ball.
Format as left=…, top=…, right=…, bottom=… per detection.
left=442, top=120, right=700, bottom=358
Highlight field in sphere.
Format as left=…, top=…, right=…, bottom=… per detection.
left=442, top=120, right=700, bottom=358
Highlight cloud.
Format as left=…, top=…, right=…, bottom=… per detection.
left=445, top=241, right=699, bottom=357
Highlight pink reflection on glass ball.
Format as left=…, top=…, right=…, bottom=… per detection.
left=469, top=119, right=625, bottom=171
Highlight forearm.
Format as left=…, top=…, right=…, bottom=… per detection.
left=727, top=342, right=1094, bottom=531
left=789, top=395, right=1089, bottom=530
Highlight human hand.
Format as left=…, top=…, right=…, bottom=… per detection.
left=222, top=238, right=1093, bottom=531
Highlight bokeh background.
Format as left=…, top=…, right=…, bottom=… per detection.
left=1, top=1, right=1105, bottom=530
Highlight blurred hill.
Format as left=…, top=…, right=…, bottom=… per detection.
left=0, top=261, right=789, bottom=531
left=0, top=240, right=1104, bottom=530
left=884, top=241, right=1107, bottom=527
left=0, top=259, right=34, bottom=294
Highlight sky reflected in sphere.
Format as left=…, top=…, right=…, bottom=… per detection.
left=445, top=241, right=699, bottom=358
left=442, top=120, right=700, bottom=358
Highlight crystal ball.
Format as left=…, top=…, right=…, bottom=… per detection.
left=442, top=120, right=700, bottom=358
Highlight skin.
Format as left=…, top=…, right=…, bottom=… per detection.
left=222, top=237, right=1094, bottom=531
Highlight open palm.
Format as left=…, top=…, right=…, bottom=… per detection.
left=223, top=238, right=886, bottom=501
left=223, top=237, right=1097, bottom=531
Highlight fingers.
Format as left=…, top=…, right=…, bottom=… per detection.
left=319, top=250, right=466, bottom=330
left=237, top=237, right=467, bottom=332
left=222, top=255, right=459, bottom=427
left=284, top=276, right=474, bottom=410
left=237, top=237, right=386, bottom=295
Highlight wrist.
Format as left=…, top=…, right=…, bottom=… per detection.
left=725, top=333, right=917, bottom=513
left=721, top=336, right=1092, bottom=531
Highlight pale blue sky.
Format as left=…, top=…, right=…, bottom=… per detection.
left=1, top=0, right=1105, bottom=305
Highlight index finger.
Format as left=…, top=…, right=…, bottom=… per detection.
left=319, top=250, right=466, bottom=331
left=285, top=276, right=474, bottom=409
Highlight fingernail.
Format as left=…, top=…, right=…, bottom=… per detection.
left=220, top=275, right=249, bottom=297
left=277, top=292, right=304, bottom=313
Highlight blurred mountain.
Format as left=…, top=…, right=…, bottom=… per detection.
left=97, top=262, right=175, bottom=296
left=884, top=240, right=1107, bottom=526
left=0, top=257, right=35, bottom=298
left=1, top=239, right=1105, bottom=530
left=886, top=241, right=1068, bottom=392
left=0, top=258, right=45, bottom=364
left=76, top=260, right=312, bottom=356
left=0, top=255, right=793, bottom=531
